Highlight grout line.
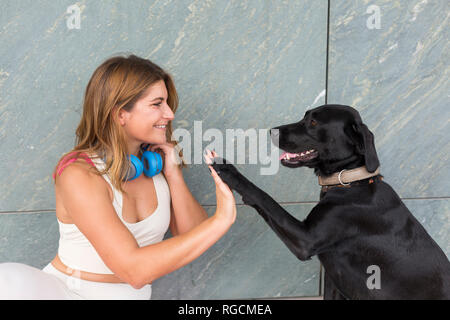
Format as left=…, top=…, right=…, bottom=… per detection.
left=401, top=196, right=450, bottom=200
left=325, top=0, right=330, bottom=104
left=202, top=201, right=320, bottom=208
left=319, top=0, right=330, bottom=296
left=202, top=196, right=450, bottom=208
left=319, top=263, right=324, bottom=297
left=0, top=210, right=56, bottom=215
left=1, top=196, right=449, bottom=214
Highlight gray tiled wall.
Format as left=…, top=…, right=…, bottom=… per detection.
left=0, top=0, right=448, bottom=299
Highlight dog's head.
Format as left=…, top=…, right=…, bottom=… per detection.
left=270, top=104, right=379, bottom=176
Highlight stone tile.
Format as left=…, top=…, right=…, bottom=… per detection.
left=1, top=0, right=447, bottom=301
left=328, top=0, right=450, bottom=198
left=1, top=200, right=447, bottom=299
left=152, top=203, right=321, bottom=299
left=404, top=199, right=450, bottom=257
left=0, top=212, right=58, bottom=269
left=0, top=203, right=321, bottom=299
left=0, top=0, right=327, bottom=210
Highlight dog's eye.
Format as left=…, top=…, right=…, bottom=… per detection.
left=311, top=119, right=318, bottom=126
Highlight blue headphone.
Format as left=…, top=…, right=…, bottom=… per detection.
left=104, top=144, right=163, bottom=181
left=126, top=144, right=163, bottom=181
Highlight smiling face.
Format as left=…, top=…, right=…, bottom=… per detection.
left=270, top=104, right=379, bottom=176
left=118, top=80, right=174, bottom=155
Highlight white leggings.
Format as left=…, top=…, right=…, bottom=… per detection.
left=0, top=262, right=152, bottom=300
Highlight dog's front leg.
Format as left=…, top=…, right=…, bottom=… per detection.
left=212, top=159, right=313, bottom=261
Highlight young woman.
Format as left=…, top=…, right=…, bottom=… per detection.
left=0, top=54, right=236, bottom=299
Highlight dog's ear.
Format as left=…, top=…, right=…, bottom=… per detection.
left=351, top=122, right=380, bottom=172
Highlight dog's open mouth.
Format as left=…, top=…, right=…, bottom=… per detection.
left=279, top=149, right=319, bottom=164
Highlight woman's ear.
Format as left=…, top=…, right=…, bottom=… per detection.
left=114, top=107, right=128, bottom=126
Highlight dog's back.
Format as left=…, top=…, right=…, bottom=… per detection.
left=317, top=179, right=450, bottom=299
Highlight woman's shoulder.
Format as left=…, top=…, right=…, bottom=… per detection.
left=54, top=153, right=114, bottom=203
left=53, top=153, right=111, bottom=224
left=54, top=152, right=96, bottom=178
left=58, top=158, right=96, bottom=179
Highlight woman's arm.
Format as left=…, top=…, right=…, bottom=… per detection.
left=131, top=211, right=230, bottom=288
left=57, top=155, right=235, bottom=289
left=164, top=171, right=208, bottom=236
left=133, top=162, right=234, bottom=288
left=150, top=143, right=208, bottom=235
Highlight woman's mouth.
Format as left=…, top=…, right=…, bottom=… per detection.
left=153, top=124, right=167, bottom=130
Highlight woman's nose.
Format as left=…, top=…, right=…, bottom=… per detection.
left=163, top=104, right=175, bottom=120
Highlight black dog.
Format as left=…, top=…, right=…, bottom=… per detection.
left=211, top=104, right=450, bottom=299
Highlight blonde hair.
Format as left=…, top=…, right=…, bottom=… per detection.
left=53, top=54, right=185, bottom=193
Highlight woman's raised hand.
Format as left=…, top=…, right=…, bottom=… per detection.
left=204, top=150, right=236, bottom=225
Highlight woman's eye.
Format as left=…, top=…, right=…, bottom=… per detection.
left=153, top=103, right=162, bottom=107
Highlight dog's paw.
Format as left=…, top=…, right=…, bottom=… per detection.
left=211, top=157, right=243, bottom=191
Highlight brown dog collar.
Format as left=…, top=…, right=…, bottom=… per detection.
left=318, top=166, right=381, bottom=187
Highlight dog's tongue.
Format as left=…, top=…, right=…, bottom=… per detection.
left=279, top=152, right=298, bottom=160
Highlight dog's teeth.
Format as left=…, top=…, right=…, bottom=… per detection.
left=286, top=154, right=290, bottom=160
left=300, top=152, right=305, bottom=156
left=306, top=151, right=310, bottom=155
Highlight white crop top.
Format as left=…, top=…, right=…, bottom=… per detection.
left=56, top=154, right=171, bottom=274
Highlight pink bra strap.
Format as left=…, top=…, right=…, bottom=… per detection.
left=53, top=152, right=96, bottom=179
